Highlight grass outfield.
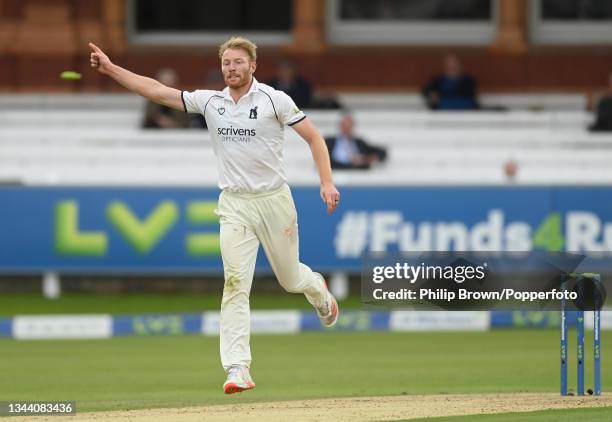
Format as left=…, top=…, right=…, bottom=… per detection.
left=0, top=293, right=364, bottom=316
left=409, top=407, right=612, bottom=421
left=0, top=331, right=610, bottom=413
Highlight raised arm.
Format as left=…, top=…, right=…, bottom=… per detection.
left=89, top=42, right=184, bottom=111
left=291, top=117, right=340, bottom=214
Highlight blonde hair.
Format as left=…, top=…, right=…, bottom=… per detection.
left=218, top=36, right=257, bottom=62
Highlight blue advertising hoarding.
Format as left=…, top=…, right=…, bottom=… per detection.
left=0, top=186, right=611, bottom=273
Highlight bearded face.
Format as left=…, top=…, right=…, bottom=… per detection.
left=221, top=48, right=256, bottom=90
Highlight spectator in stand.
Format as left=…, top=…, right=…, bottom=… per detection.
left=325, top=114, right=387, bottom=170
left=268, top=60, right=313, bottom=109
left=204, top=68, right=226, bottom=91
left=422, top=54, right=479, bottom=111
left=267, top=60, right=342, bottom=110
left=589, top=72, right=612, bottom=132
left=503, top=159, right=518, bottom=183
left=142, top=68, right=191, bottom=129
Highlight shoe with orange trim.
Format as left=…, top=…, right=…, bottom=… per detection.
left=315, top=275, right=339, bottom=327
left=223, top=365, right=255, bottom=394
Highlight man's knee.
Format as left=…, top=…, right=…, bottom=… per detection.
left=221, top=270, right=250, bottom=301
left=224, top=272, right=242, bottom=290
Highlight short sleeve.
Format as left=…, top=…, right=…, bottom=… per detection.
left=275, top=91, right=307, bottom=126
left=181, top=89, right=213, bottom=115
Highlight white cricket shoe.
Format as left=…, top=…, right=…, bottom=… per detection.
left=315, top=276, right=339, bottom=327
left=223, top=365, right=256, bottom=394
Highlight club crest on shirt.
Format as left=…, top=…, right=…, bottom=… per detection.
left=249, top=106, right=258, bottom=119
left=218, top=107, right=225, bottom=115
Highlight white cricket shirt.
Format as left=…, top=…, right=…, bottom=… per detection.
left=182, top=78, right=306, bottom=193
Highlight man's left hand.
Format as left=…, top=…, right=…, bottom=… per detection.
left=321, top=182, right=340, bottom=214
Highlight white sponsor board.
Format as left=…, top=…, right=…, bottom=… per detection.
left=201, top=311, right=219, bottom=336
left=585, top=311, right=612, bottom=330
left=250, top=311, right=301, bottom=334
left=389, top=311, right=489, bottom=331
left=13, top=315, right=112, bottom=340
left=202, top=310, right=301, bottom=336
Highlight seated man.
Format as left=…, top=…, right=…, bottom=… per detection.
left=268, top=60, right=313, bottom=109
left=422, top=54, right=479, bottom=111
left=325, top=114, right=387, bottom=170
left=142, top=69, right=191, bottom=129
left=589, top=72, right=612, bottom=132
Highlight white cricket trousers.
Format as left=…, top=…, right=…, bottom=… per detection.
left=216, top=184, right=327, bottom=370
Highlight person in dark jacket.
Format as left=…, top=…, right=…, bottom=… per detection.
left=422, top=54, right=479, bottom=110
left=142, top=69, right=191, bottom=128
left=589, top=72, right=612, bottom=132
left=325, top=114, right=387, bottom=170
left=268, top=60, right=313, bottom=109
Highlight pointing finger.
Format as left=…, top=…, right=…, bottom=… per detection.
left=88, top=42, right=102, bottom=53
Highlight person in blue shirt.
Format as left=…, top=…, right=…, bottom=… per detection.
left=422, top=54, right=479, bottom=111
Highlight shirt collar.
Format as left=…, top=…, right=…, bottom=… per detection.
left=222, top=77, right=259, bottom=101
